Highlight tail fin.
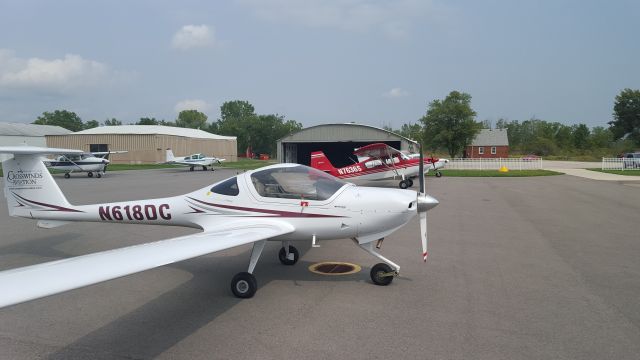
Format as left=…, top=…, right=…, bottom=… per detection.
left=166, top=149, right=176, bottom=162
left=1, top=146, right=79, bottom=218
left=310, top=151, right=336, bottom=173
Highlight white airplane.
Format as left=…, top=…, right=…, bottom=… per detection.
left=0, top=146, right=438, bottom=309
left=43, top=150, right=127, bottom=178
left=165, top=149, right=225, bottom=171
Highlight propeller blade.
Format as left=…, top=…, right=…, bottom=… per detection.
left=418, top=143, right=425, bottom=193
left=420, top=211, right=428, bottom=262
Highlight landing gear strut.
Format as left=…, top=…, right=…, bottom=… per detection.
left=356, top=240, right=400, bottom=286
left=230, top=240, right=266, bottom=298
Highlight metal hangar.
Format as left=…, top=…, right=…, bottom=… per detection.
left=276, top=123, right=416, bottom=167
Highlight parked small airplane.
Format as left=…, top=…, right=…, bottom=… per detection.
left=311, top=143, right=449, bottom=188
left=43, top=150, right=128, bottom=178
left=0, top=145, right=438, bottom=308
left=164, top=149, right=225, bottom=171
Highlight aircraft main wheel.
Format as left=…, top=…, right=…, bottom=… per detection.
left=202, top=166, right=207, bottom=171
left=278, top=246, right=299, bottom=265
left=87, top=172, right=93, bottom=178
left=436, top=171, right=442, bottom=178
left=370, top=263, right=394, bottom=286
left=406, top=179, right=414, bottom=187
left=399, top=180, right=409, bottom=189
left=96, top=172, right=102, bottom=178
left=189, top=166, right=194, bottom=171
left=64, top=173, right=70, bottom=179
left=231, top=272, right=257, bottom=298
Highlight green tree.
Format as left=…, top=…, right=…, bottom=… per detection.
left=137, top=117, right=159, bottom=125
left=589, top=126, right=613, bottom=149
left=571, top=124, right=591, bottom=150
left=84, top=120, right=100, bottom=129
left=609, top=88, right=640, bottom=146
left=33, top=110, right=84, bottom=132
left=216, top=100, right=258, bottom=153
left=396, top=123, right=423, bottom=144
left=104, top=118, right=122, bottom=126
left=176, top=110, right=208, bottom=129
left=420, top=91, right=481, bottom=157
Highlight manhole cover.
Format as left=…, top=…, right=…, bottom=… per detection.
left=308, top=262, right=361, bottom=276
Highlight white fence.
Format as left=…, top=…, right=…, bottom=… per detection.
left=601, top=158, right=640, bottom=171
left=447, top=158, right=543, bottom=170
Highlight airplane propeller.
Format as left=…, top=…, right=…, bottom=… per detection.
left=416, top=143, right=439, bottom=262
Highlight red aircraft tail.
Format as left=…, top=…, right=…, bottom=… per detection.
left=310, top=151, right=336, bottom=173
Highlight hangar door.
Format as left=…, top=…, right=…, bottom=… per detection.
left=282, top=141, right=402, bottom=167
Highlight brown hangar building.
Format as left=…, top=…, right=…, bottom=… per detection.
left=46, top=125, right=237, bottom=164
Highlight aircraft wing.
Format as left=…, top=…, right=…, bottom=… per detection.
left=353, top=143, right=402, bottom=159
left=0, top=221, right=294, bottom=309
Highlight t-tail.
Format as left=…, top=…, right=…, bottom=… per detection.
left=310, top=151, right=336, bottom=173
left=2, top=147, right=82, bottom=223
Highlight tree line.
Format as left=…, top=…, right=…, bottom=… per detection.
left=388, top=88, right=640, bottom=159
left=31, top=89, right=639, bottom=159
left=31, top=100, right=302, bottom=157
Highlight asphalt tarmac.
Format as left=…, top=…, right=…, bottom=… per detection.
left=1, top=169, right=639, bottom=359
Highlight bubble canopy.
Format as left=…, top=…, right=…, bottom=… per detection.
left=250, top=165, right=348, bottom=201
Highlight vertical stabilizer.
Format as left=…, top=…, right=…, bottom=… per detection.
left=1, top=147, right=79, bottom=218
left=166, top=149, right=176, bottom=162
left=310, top=151, right=336, bottom=173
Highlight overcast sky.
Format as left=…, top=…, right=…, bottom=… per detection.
left=0, top=0, right=638, bottom=129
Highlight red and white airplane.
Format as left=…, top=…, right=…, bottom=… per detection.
left=0, top=146, right=438, bottom=308
left=311, top=143, right=449, bottom=189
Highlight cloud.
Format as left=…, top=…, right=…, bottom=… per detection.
left=237, top=0, right=432, bottom=38
left=0, top=49, right=111, bottom=93
left=174, top=99, right=212, bottom=113
left=383, top=87, right=409, bottom=98
left=172, top=25, right=214, bottom=50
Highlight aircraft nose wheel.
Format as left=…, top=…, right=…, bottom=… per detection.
left=96, top=172, right=102, bottom=178
left=231, top=272, right=257, bottom=298
left=278, top=246, right=299, bottom=265
left=87, top=171, right=93, bottom=178
left=435, top=171, right=442, bottom=178
left=64, top=173, right=70, bottom=179
left=370, top=263, right=395, bottom=286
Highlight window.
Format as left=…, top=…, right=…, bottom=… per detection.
left=478, top=147, right=484, bottom=155
left=491, top=147, right=497, bottom=155
left=90, top=144, right=109, bottom=153
left=251, top=166, right=347, bottom=201
left=210, top=177, right=239, bottom=196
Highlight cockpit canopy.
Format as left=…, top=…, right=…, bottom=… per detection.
left=188, top=154, right=206, bottom=160
left=251, top=165, right=347, bottom=201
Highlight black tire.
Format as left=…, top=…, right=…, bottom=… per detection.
left=278, top=246, right=299, bottom=265
left=64, top=173, right=70, bottom=179
left=406, top=179, right=414, bottom=187
left=436, top=171, right=442, bottom=178
left=87, top=172, right=93, bottom=178
left=231, top=272, right=257, bottom=298
left=370, top=263, right=394, bottom=286
left=96, top=172, right=102, bottom=178
left=399, top=180, right=409, bottom=189
left=202, top=166, right=207, bottom=171
left=189, top=166, right=194, bottom=171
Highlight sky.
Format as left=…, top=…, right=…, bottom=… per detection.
left=0, top=0, right=638, bottom=130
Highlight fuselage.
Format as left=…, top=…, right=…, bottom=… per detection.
left=9, top=164, right=420, bottom=243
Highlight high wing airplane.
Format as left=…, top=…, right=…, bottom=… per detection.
left=0, top=145, right=438, bottom=308
left=311, top=143, right=449, bottom=188
left=43, top=150, right=128, bottom=178
left=164, top=149, right=225, bottom=171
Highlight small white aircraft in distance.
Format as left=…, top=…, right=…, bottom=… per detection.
left=43, top=150, right=128, bottom=178
left=0, top=145, right=439, bottom=308
left=164, top=149, right=225, bottom=171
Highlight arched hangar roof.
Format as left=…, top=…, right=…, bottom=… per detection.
left=278, top=123, right=414, bottom=143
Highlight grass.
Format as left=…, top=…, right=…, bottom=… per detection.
left=428, top=169, right=562, bottom=177
left=587, top=168, right=640, bottom=176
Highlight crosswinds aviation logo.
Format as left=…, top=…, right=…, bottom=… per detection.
left=6, top=169, right=43, bottom=186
